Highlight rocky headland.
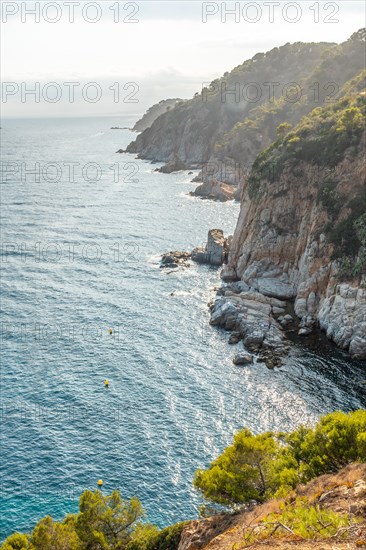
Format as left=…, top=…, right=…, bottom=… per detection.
left=209, top=88, right=366, bottom=362
left=157, top=86, right=366, bottom=364
left=160, top=85, right=366, bottom=365
left=222, top=91, right=366, bottom=360
left=132, top=30, right=366, bottom=362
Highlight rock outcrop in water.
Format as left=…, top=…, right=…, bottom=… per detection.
left=209, top=283, right=290, bottom=368
left=161, top=251, right=191, bottom=269
left=192, top=229, right=230, bottom=266
left=158, top=154, right=187, bottom=173
left=161, top=230, right=231, bottom=270
left=190, top=179, right=237, bottom=202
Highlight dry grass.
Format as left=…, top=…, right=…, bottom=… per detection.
left=202, top=464, right=366, bottom=550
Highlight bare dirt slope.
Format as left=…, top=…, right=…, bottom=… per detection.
left=179, top=464, right=366, bottom=550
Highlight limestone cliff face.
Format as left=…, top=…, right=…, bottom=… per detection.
left=224, top=101, right=366, bottom=358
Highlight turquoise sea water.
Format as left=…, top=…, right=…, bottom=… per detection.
left=1, top=117, right=365, bottom=540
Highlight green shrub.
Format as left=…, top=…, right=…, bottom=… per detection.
left=31, top=516, right=82, bottom=549
left=1, top=533, right=31, bottom=550
left=194, top=410, right=366, bottom=507
left=194, top=430, right=279, bottom=505
left=75, top=490, right=145, bottom=549
left=329, top=201, right=366, bottom=272
left=126, top=522, right=186, bottom=550
left=286, top=410, right=366, bottom=478
left=240, top=499, right=356, bottom=547
left=276, top=122, right=293, bottom=137
left=1, top=494, right=186, bottom=550
left=247, top=94, right=365, bottom=200
left=317, top=179, right=341, bottom=217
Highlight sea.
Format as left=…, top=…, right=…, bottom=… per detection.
left=0, top=116, right=365, bottom=540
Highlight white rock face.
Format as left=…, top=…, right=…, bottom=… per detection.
left=221, top=265, right=238, bottom=282
left=318, top=284, right=366, bottom=359
left=256, top=277, right=297, bottom=300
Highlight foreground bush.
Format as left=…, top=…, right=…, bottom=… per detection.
left=126, top=522, right=187, bottom=550
left=2, top=410, right=365, bottom=549
left=194, top=410, right=366, bottom=506
left=1, top=491, right=166, bottom=550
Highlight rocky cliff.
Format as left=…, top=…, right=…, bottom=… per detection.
left=124, top=30, right=366, bottom=361
left=222, top=91, right=366, bottom=359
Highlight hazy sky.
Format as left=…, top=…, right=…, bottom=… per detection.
left=1, top=0, right=365, bottom=117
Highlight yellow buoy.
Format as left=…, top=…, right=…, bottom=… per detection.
left=97, top=479, right=103, bottom=486
left=109, top=328, right=113, bottom=335
left=104, top=379, right=109, bottom=387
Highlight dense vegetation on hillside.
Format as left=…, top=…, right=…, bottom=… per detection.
left=248, top=88, right=365, bottom=190
left=214, top=30, right=366, bottom=164
left=127, top=41, right=336, bottom=161
left=194, top=410, right=366, bottom=505
left=126, top=29, right=366, bottom=170
left=2, top=411, right=365, bottom=549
